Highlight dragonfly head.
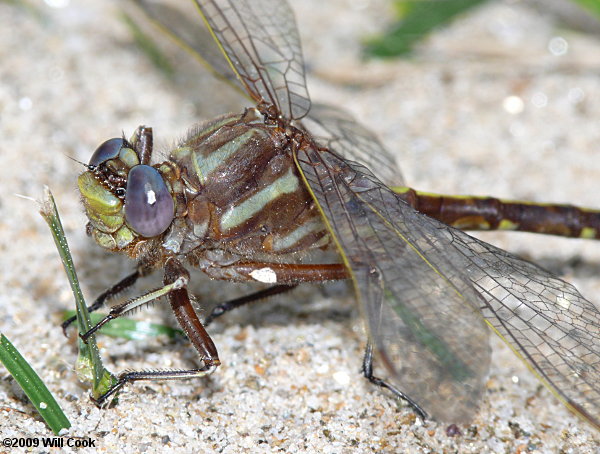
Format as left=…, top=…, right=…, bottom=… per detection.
left=78, top=128, right=175, bottom=252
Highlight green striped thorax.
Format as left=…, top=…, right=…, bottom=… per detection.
left=78, top=128, right=177, bottom=254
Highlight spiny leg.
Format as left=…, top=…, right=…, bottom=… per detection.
left=201, top=261, right=349, bottom=284
left=362, top=342, right=428, bottom=422
left=204, top=284, right=297, bottom=327
left=82, top=258, right=220, bottom=406
left=79, top=275, right=185, bottom=342
left=201, top=261, right=350, bottom=326
left=94, top=362, right=218, bottom=407
left=163, top=258, right=219, bottom=364
left=61, top=264, right=151, bottom=335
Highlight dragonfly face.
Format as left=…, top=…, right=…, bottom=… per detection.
left=79, top=130, right=176, bottom=254
left=74, top=0, right=600, bottom=428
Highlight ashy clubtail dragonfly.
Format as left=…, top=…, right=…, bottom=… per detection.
left=72, top=0, right=600, bottom=427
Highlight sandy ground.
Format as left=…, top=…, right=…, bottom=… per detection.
left=1, top=0, right=600, bottom=452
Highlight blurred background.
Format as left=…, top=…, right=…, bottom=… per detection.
left=1, top=1, right=599, bottom=452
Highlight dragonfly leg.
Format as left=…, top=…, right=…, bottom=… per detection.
left=94, top=364, right=219, bottom=407
left=78, top=270, right=177, bottom=342
left=361, top=342, right=428, bottom=422
left=90, top=257, right=220, bottom=407
left=201, top=261, right=348, bottom=325
left=61, top=264, right=152, bottom=335
left=135, top=125, right=154, bottom=165
left=203, top=284, right=298, bottom=327
left=201, top=262, right=349, bottom=284
left=162, top=258, right=220, bottom=365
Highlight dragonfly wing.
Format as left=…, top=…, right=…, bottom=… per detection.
left=295, top=144, right=600, bottom=427
left=193, top=0, right=311, bottom=120
left=453, top=232, right=600, bottom=429
left=295, top=144, right=491, bottom=422
left=132, top=0, right=244, bottom=96
left=299, top=103, right=404, bottom=187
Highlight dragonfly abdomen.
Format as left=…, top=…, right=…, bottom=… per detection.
left=171, top=110, right=329, bottom=256
left=395, top=186, right=600, bottom=238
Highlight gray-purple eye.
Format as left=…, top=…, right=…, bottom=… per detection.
left=89, top=138, right=125, bottom=167
left=124, top=165, right=174, bottom=238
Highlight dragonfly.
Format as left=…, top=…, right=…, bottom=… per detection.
left=71, top=0, right=600, bottom=428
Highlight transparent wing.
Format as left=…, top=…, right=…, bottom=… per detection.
left=193, top=0, right=311, bottom=120
left=295, top=145, right=600, bottom=426
left=296, top=144, right=491, bottom=422
left=132, top=0, right=247, bottom=98
left=299, top=103, right=404, bottom=187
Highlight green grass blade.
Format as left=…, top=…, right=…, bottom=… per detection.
left=62, top=311, right=184, bottom=341
left=0, top=334, right=71, bottom=435
left=39, top=187, right=117, bottom=400
left=365, top=0, right=490, bottom=58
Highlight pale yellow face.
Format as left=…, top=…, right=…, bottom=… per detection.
left=78, top=141, right=140, bottom=251
left=78, top=171, right=136, bottom=251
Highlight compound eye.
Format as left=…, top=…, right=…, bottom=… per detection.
left=124, top=165, right=174, bottom=238
left=89, top=138, right=126, bottom=167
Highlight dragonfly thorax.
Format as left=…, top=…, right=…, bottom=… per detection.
left=170, top=110, right=329, bottom=261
